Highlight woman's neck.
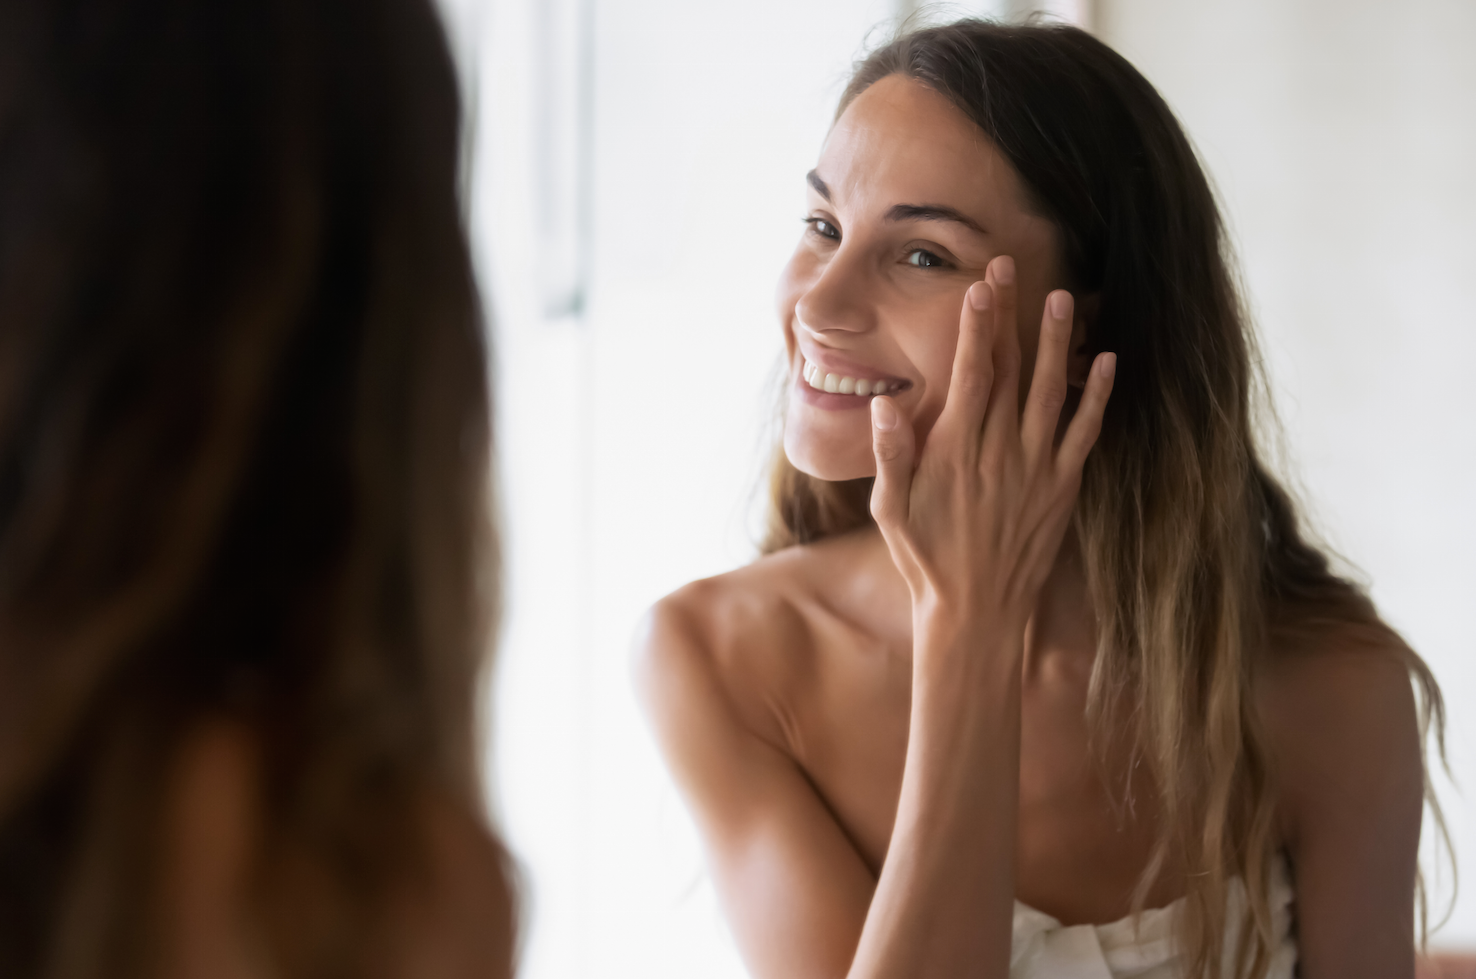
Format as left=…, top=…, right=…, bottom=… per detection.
left=1022, top=530, right=1099, bottom=682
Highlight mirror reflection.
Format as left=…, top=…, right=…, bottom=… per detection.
left=479, top=2, right=1475, bottom=977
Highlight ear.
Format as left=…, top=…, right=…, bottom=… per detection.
left=1066, top=291, right=1101, bottom=389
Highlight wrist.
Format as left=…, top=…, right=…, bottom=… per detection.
left=912, top=618, right=1023, bottom=693
left=911, top=587, right=1024, bottom=652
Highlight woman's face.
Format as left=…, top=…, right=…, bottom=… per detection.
left=778, top=74, right=1075, bottom=481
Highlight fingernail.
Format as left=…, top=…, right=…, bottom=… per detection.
left=871, top=396, right=898, bottom=431
left=993, top=255, right=1015, bottom=285
left=1048, top=290, right=1071, bottom=320
left=968, top=281, right=990, bottom=310
left=1098, top=352, right=1116, bottom=379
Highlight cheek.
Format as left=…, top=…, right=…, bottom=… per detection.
left=887, top=298, right=965, bottom=442
left=774, top=251, right=814, bottom=344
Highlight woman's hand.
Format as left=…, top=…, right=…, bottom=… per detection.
left=868, top=255, right=1115, bottom=650
left=842, top=256, right=1115, bottom=978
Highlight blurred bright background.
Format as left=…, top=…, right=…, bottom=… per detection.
left=435, top=0, right=1476, bottom=974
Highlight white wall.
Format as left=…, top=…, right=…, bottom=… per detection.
left=1098, top=0, right=1476, bottom=948
left=447, top=0, right=1476, bottom=974
left=465, top=2, right=905, bottom=976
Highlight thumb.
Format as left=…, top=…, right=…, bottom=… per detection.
left=869, top=395, right=915, bottom=531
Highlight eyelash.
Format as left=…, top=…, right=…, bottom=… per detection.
left=803, top=217, right=839, bottom=240
left=802, top=217, right=954, bottom=271
left=904, top=248, right=951, bottom=270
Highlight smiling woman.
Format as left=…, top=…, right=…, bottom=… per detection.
left=635, top=19, right=1446, bottom=979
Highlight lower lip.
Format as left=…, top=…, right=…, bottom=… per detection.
left=792, top=372, right=891, bottom=411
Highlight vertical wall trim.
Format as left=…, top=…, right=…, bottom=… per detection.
left=534, top=0, right=595, bottom=320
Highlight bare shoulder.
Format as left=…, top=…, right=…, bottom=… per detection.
left=632, top=544, right=826, bottom=751
left=636, top=544, right=821, bottom=671
left=158, top=728, right=516, bottom=979
left=1258, top=637, right=1420, bottom=741
left=1257, top=634, right=1425, bottom=846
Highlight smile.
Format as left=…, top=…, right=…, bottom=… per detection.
left=802, top=359, right=906, bottom=397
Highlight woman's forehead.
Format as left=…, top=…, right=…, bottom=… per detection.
left=815, top=74, right=1029, bottom=223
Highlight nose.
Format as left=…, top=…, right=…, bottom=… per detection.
left=793, top=244, right=877, bottom=339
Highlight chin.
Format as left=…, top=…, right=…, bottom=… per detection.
left=783, top=423, right=878, bottom=482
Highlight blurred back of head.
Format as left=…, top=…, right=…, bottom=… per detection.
left=0, top=0, right=506, bottom=975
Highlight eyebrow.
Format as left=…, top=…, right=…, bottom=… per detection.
left=884, top=203, right=987, bottom=236
left=805, top=170, right=987, bottom=236
left=806, top=169, right=830, bottom=200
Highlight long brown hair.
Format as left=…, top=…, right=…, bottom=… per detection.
left=764, top=20, right=1447, bottom=978
left=0, top=0, right=507, bottom=975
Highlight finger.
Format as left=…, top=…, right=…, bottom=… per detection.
left=980, top=255, right=1022, bottom=448
left=1056, top=352, right=1116, bottom=474
left=1020, top=290, right=1075, bottom=457
left=932, top=280, right=995, bottom=448
left=869, top=395, right=916, bottom=531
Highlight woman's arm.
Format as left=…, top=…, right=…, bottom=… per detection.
left=1261, top=646, right=1427, bottom=979
left=635, top=595, right=880, bottom=979
left=638, top=256, right=1115, bottom=979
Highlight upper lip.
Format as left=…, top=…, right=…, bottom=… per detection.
left=798, top=347, right=911, bottom=387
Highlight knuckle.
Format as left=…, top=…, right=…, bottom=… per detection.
left=1033, top=381, right=1068, bottom=411
left=975, top=446, right=1004, bottom=481
left=1044, top=316, right=1073, bottom=342
left=994, top=351, right=1021, bottom=380
left=956, top=371, right=992, bottom=403
left=874, top=439, right=903, bottom=463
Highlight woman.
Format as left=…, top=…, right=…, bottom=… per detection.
left=637, top=20, right=1447, bottom=979
left=0, top=0, right=514, bottom=976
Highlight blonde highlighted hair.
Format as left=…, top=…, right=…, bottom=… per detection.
left=763, top=20, right=1448, bottom=979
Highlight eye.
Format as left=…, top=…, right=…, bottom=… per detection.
left=804, top=217, right=840, bottom=241
left=904, top=248, right=950, bottom=269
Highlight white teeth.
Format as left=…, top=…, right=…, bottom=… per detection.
left=801, top=359, right=898, bottom=397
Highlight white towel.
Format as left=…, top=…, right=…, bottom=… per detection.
left=1008, top=857, right=1296, bottom=979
